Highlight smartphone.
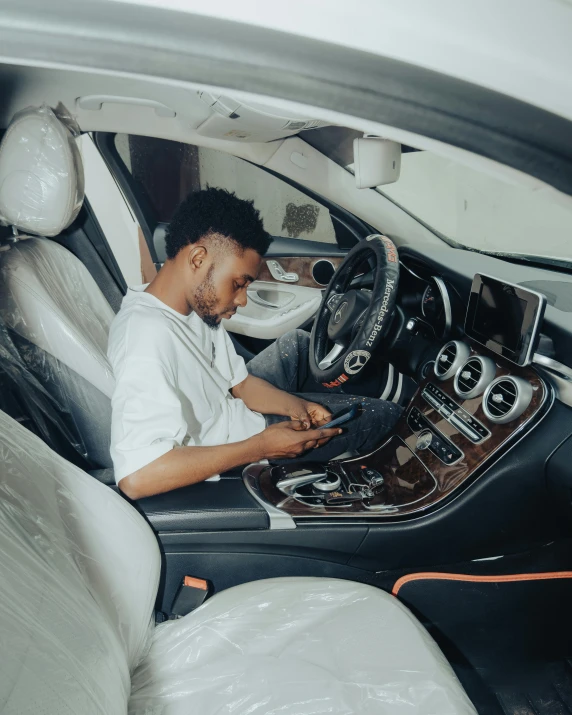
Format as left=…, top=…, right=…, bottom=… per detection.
left=319, top=403, right=363, bottom=430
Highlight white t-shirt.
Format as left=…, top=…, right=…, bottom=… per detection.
left=108, top=285, right=266, bottom=484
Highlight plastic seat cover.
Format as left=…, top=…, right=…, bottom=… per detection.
left=0, top=409, right=160, bottom=715
left=0, top=408, right=475, bottom=714
left=130, top=576, right=477, bottom=715
left=0, top=105, right=115, bottom=466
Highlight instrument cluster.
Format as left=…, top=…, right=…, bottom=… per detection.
left=420, top=276, right=452, bottom=339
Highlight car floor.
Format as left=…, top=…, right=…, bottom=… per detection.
left=390, top=539, right=572, bottom=715
left=455, top=658, right=572, bottom=715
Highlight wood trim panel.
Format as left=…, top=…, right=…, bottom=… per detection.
left=255, top=351, right=548, bottom=520
left=258, top=256, right=344, bottom=288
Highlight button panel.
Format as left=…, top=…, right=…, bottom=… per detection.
left=407, top=407, right=464, bottom=465
left=422, top=383, right=490, bottom=443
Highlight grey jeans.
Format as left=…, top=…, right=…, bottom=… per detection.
left=246, top=329, right=402, bottom=462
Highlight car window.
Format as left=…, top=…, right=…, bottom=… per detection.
left=302, top=126, right=572, bottom=269
left=114, top=134, right=336, bottom=243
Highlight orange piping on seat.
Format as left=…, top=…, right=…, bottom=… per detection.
left=392, top=571, right=572, bottom=597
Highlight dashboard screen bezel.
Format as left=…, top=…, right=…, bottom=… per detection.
left=465, top=273, right=546, bottom=366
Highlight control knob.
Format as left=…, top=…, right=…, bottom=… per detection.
left=416, top=429, right=433, bottom=451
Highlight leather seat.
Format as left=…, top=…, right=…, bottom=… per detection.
left=0, top=408, right=476, bottom=714
left=0, top=105, right=115, bottom=468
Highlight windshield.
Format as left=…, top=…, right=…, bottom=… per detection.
left=301, top=127, right=572, bottom=270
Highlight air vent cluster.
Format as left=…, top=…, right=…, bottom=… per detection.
left=434, top=341, right=470, bottom=381
left=454, top=356, right=496, bottom=399
left=483, top=376, right=533, bottom=424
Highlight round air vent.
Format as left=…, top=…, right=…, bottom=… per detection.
left=483, top=376, right=533, bottom=424
left=434, top=341, right=470, bottom=381
left=454, top=356, right=496, bottom=399
left=311, top=259, right=336, bottom=286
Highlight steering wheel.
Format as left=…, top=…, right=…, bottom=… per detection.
left=309, top=234, right=400, bottom=388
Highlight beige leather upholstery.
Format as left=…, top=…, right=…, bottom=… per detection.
left=0, top=409, right=476, bottom=714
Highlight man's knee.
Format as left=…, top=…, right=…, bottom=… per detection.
left=275, top=329, right=310, bottom=354
left=360, top=398, right=402, bottom=430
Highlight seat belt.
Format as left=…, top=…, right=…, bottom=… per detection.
left=155, top=576, right=213, bottom=622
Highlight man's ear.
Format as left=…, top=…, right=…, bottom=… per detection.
left=187, top=244, right=207, bottom=272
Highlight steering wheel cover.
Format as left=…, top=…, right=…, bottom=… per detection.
left=309, top=234, right=400, bottom=388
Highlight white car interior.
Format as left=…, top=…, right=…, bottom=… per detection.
left=0, top=5, right=572, bottom=711
left=0, top=87, right=480, bottom=715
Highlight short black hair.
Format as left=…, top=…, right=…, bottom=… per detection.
left=165, top=187, right=272, bottom=259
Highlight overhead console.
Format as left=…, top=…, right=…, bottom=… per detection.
left=244, top=275, right=551, bottom=527
left=196, top=92, right=329, bottom=142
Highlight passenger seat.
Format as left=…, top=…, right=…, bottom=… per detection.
left=0, top=407, right=477, bottom=714
left=0, top=105, right=116, bottom=471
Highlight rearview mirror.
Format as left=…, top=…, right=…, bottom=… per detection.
left=353, top=136, right=401, bottom=189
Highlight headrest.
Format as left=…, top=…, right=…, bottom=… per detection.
left=0, top=105, right=84, bottom=237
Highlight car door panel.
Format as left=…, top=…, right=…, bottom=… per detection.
left=266, top=234, right=347, bottom=258
left=257, top=255, right=344, bottom=288
left=152, top=226, right=344, bottom=338
left=225, top=236, right=345, bottom=337
left=223, top=280, right=321, bottom=338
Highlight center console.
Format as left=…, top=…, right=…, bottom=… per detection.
left=243, top=274, right=551, bottom=527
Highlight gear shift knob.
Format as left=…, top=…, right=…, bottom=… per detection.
left=276, top=472, right=327, bottom=493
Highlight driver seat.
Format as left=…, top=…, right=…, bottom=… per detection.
left=0, top=407, right=476, bottom=714
left=0, top=106, right=116, bottom=471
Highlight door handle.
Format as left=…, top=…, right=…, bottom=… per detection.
left=247, top=290, right=294, bottom=309
left=266, top=259, right=299, bottom=283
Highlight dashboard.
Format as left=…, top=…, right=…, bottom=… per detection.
left=396, top=246, right=572, bottom=382
left=247, top=258, right=559, bottom=522
left=397, top=257, right=461, bottom=344
left=420, top=277, right=452, bottom=340
left=243, top=243, right=572, bottom=576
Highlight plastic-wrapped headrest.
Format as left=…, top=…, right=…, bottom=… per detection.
left=0, top=105, right=84, bottom=237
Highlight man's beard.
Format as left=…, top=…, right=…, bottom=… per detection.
left=194, top=266, right=231, bottom=330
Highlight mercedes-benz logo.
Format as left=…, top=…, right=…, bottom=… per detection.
left=347, top=354, right=367, bottom=371
left=334, top=301, right=348, bottom=324
left=344, top=350, right=371, bottom=375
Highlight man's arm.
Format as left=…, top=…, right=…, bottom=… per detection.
left=118, top=420, right=341, bottom=500
left=231, top=374, right=331, bottom=427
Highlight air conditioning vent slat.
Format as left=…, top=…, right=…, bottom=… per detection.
left=453, top=355, right=496, bottom=399
left=457, top=359, right=483, bottom=395
left=483, top=376, right=533, bottom=424
left=486, top=402, right=506, bottom=418
left=496, top=383, right=517, bottom=398
left=434, top=341, right=470, bottom=381
left=436, top=345, right=456, bottom=376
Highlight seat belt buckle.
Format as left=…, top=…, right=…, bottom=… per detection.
left=170, top=576, right=212, bottom=619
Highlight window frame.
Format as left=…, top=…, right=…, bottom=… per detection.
left=94, top=132, right=375, bottom=257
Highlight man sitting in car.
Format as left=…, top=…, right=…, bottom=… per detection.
left=108, top=187, right=401, bottom=498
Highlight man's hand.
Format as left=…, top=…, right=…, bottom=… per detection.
left=256, top=420, right=341, bottom=460
left=232, top=375, right=333, bottom=428
left=289, top=399, right=332, bottom=429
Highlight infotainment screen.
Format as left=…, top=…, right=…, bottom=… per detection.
left=465, top=274, right=546, bottom=366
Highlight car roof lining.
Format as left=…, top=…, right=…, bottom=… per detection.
left=0, top=0, right=571, bottom=197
